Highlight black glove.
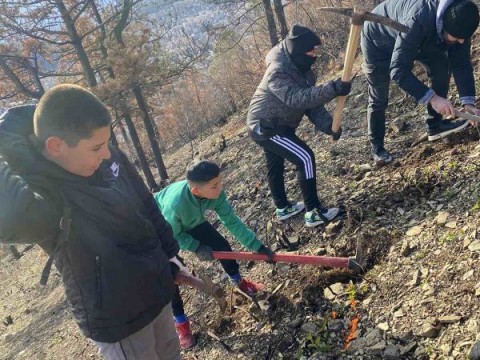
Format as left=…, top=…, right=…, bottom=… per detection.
left=333, top=78, right=352, bottom=96
left=258, top=244, right=275, bottom=263
left=331, top=126, right=342, bottom=141
left=195, top=244, right=214, bottom=261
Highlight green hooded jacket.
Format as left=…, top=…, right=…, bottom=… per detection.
left=154, top=180, right=262, bottom=252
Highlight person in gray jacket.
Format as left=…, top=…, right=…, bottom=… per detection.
left=361, top=0, right=480, bottom=165
left=246, top=25, right=353, bottom=227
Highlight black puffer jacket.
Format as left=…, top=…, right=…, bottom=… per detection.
left=0, top=105, right=179, bottom=343
left=246, top=41, right=338, bottom=141
left=361, top=0, right=475, bottom=105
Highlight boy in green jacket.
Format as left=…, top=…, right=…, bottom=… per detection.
left=154, top=160, right=274, bottom=349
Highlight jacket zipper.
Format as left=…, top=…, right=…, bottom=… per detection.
left=95, top=255, right=103, bottom=309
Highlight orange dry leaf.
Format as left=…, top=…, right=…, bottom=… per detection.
left=331, top=311, right=337, bottom=319
left=344, top=315, right=359, bottom=349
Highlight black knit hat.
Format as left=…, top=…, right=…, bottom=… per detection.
left=286, top=25, right=321, bottom=56
left=443, top=0, right=479, bottom=39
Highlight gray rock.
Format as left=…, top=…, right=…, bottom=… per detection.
left=377, top=322, right=389, bottom=331
left=384, top=344, right=402, bottom=359
left=300, top=322, right=319, bottom=334
left=1, top=332, right=15, bottom=343
left=470, top=341, right=480, bottom=360
left=469, top=240, right=480, bottom=252
left=327, top=319, right=344, bottom=332
left=364, top=328, right=383, bottom=347
left=438, top=315, right=461, bottom=324
left=370, top=340, right=387, bottom=351
left=400, top=342, right=417, bottom=355
left=416, top=323, right=440, bottom=338
left=323, top=282, right=344, bottom=300
left=287, top=318, right=303, bottom=329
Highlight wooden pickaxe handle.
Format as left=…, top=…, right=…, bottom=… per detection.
left=454, top=109, right=480, bottom=123
left=331, top=19, right=363, bottom=135
left=174, top=270, right=227, bottom=313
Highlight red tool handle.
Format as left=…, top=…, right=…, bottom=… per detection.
left=212, top=251, right=350, bottom=269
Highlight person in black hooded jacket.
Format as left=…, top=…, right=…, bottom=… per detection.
left=0, top=84, right=182, bottom=359
left=247, top=25, right=353, bottom=227
left=361, top=0, right=480, bottom=165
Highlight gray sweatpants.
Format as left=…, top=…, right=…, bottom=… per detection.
left=94, top=303, right=181, bottom=360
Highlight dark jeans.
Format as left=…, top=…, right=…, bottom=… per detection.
left=361, top=40, right=450, bottom=151
left=255, top=127, right=320, bottom=211
left=172, top=221, right=239, bottom=317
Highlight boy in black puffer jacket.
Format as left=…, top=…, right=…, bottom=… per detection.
left=0, top=85, right=182, bottom=360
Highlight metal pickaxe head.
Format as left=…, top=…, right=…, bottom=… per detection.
left=318, top=7, right=409, bottom=32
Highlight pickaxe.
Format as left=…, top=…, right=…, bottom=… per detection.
left=172, top=264, right=227, bottom=313
left=212, top=238, right=365, bottom=273
left=318, top=7, right=409, bottom=138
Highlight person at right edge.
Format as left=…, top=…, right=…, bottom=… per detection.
left=361, top=0, right=480, bottom=165
left=247, top=25, right=353, bottom=227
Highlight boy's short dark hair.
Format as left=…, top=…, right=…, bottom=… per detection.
left=186, top=160, right=221, bottom=184
left=34, top=84, right=112, bottom=146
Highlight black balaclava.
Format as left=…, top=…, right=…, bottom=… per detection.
left=285, top=25, right=321, bottom=73
left=443, top=0, right=479, bottom=39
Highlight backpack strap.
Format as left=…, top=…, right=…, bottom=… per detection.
left=40, top=203, right=72, bottom=286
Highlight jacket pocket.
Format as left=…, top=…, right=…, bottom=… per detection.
left=94, top=255, right=103, bottom=309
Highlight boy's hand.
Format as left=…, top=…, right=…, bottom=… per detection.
left=258, top=244, right=275, bottom=263
left=169, top=256, right=189, bottom=282
left=195, top=244, right=214, bottom=261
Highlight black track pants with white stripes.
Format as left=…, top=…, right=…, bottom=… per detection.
left=255, top=129, right=321, bottom=211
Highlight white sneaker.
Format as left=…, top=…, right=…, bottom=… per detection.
left=275, top=202, right=305, bottom=221
left=304, top=207, right=340, bottom=227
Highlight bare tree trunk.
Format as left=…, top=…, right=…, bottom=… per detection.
left=262, top=0, right=279, bottom=47
left=88, top=0, right=158, bottom=187
left=54, top=0, right=97, bottom=87
left=132, top=85, right=168, bottom=181
left=112, top=0, right=169, bottom=182
left=110, top=128, right=119, bottom=147
left=273, top=0, right=288, bottom=39
left=123, top=112, right=158, bottom=189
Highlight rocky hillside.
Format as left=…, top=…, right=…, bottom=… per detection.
left=1, top=36, right=480, bottom=360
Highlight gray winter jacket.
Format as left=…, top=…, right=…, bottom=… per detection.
left=361, top=0, right=475, bottom=105
left=0, top=105, right=179, bottom=343
left=246, top=41, right=339, bottom=141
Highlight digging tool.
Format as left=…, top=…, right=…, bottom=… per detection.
left=454, top=109, right=480, bottom=123
left=174, top=270, right=227, bottom=313
left=212, top=239, right=365, bottom=273
left=318, top=7, right=409, bottom=138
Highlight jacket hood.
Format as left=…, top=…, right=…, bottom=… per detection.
left=265, top=40, right=298, bottom=72
left=0, top=105, right=88, bottom=183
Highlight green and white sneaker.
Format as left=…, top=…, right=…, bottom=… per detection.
left=275, top=202, right=305, bottom=221
left=305, top=207, right=340, bottom=227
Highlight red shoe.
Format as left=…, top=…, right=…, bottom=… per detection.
left=238, top=278, right=265, bottom=296
left=175, top=320, right=196, bottom=350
